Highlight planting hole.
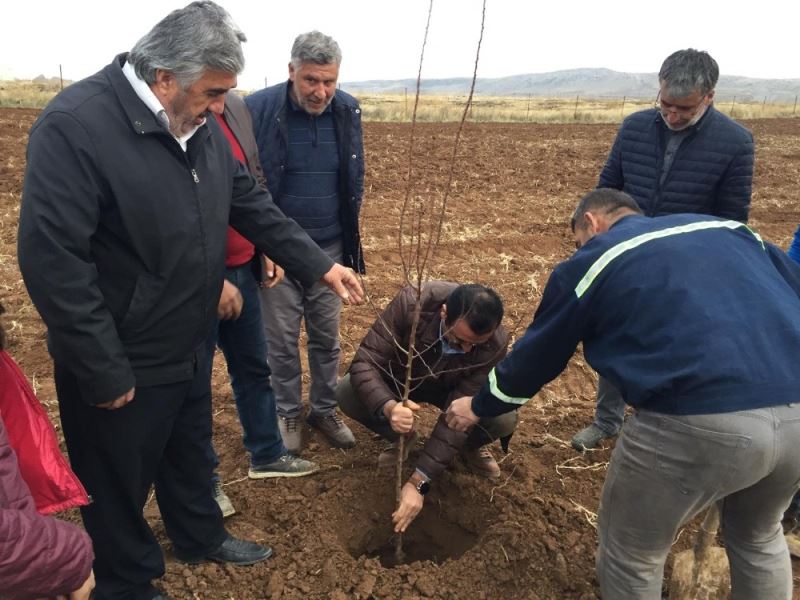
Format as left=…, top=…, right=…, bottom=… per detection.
left=348, top=503, right=479, bottom=568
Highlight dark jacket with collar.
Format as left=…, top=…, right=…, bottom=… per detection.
left=349, top=281, right=509, bottom=479
left=472, top=214, right=800, bottom=418
left=18, top=54, right=333, bottom=405
left=598, top=106, right=754, bottom=222
left=245, top=81, right=366, bottom=273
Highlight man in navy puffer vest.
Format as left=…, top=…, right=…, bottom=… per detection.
left=245, top=31, right=365, bottom=454
left=572, top=48, right=755, bottom=451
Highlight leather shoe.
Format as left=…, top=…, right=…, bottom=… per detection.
left=177, top=534, right=273, bottom=566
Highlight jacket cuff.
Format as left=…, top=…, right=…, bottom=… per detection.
left=471, top=383, right=516, bottom=419
left=78, top=369, right=136, bottom=406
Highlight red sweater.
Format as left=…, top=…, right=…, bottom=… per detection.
left=214, top=113, right=256, bottom=268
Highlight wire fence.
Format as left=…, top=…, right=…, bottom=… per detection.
left=352, top=91, right=800, bottom=123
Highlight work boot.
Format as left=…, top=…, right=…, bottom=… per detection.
left=378, top=431, right=420, bottom=468
left=307, top=411, right=356, bottom=449
left=248, top=453, right=319, bottom=479
left=212, top=480, right=235, bottom=518
left=462, top=447, right=501, bottom=479
left=278, top=415, right=303, bottom=454
left=571, top=424, right=613, bottom=451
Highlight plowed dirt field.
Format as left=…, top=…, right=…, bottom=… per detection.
left=2, top=107, right=799, bottom=599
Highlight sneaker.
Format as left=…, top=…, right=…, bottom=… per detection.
left=378, top=430, right=420, bottom=468
left=571, top=424, right=613, bottom=451
left=462, top=447, right=501, bottom=479
left=278, top=415, right=303, bottom=454
left=248, top=453, right=319, bottom=479
left=307, top=411, right=356, bottom=449
left=177, top=533, right=272, bottom=566
left=213, top=480, right=236, bottom=518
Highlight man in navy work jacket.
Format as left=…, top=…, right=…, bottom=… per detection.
left=17, top=3, right=362, bottom=599
left=246, top=31, right=365, bottom=454
left=446, top=189, right=800, bottom=599
left=573, top=48, right=756, bottom=451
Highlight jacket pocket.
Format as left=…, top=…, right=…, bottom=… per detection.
left=118, top=273, right=164, bottom=335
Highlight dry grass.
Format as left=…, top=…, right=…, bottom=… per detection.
left=3, top=79, right=798, bottom=123
left=0, top=80, right=65, bottom=108
left=354, top=93, right=800, bottom=123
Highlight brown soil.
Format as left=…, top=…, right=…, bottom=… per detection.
left=2, top=107, right=799, bottom=599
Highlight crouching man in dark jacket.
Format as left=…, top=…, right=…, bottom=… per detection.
left=336, top=282, right=517, bottom=533
left=17, top=3, right=362, bottom=599
left=447, top=189, right=800, bottom=599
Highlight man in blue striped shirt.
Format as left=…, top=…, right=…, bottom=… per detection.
left=447, top=189, right=800, bottom=599
left=245, top=31, right=365, bottom=454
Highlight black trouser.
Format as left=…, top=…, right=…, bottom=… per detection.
left=55, top=362, right=227, bottom=600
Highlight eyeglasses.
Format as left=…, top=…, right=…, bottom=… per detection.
left=441, top=319, right=487, bottom=351
left=656, top=91, right=708, bottom=119
left=447, top=331, right=479, bottom=350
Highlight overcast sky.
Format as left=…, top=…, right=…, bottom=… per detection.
left=2, top=0, right=798, bottom=90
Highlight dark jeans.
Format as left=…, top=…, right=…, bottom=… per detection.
left=205, top=263, right=286, bottom=471
left=56, top=362, right=226, bottom=600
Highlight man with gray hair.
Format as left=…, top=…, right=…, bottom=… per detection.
left=246, top=31, right=365, bottom=454
left=572, top=48, right=755, bottom=451
left=18, top=3, right=362, bottom=599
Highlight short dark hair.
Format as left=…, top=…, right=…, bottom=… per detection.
left=0, top=302, right=6, bottom=351
left=444, top=284, right=504, bottom=335
left=659, top=49, right=719, bottom=98
left=570, top=188, right=642, bottom=232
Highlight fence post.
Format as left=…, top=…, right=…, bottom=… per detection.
left=59, top=64, right=63, bottom=90
left=793, top=94, right=797, bottom=116
left=574, top=95, right=580, bottom=120
left=526, top=93, right=531, bottom=121
left=621, top=95, right=626, bottom=118
left=404, top=87, right=408, bottom=120
left=762, top=95, right=766, bottom=115
left=730, top=96, right=736, bottom=118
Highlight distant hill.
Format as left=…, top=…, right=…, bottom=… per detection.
left=343, top=68, right=800, bottom=102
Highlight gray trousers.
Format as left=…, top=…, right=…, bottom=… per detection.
left=260, top=241, right=342, bottom=418
left=336, top=373, right=518, bottom=448
left=594, top=375, right=626, bottom=435
left=597, top=404, right=800, bottom=600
